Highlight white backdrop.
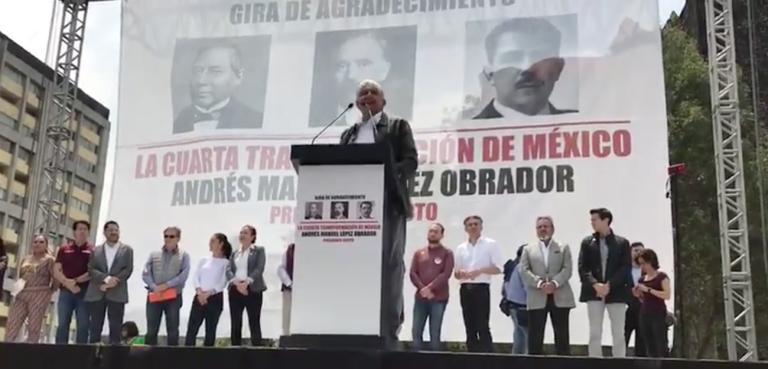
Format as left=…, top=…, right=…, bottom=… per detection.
left=111, top=0, right=673, bottom=345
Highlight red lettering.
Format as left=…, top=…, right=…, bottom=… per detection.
left=162, top=152, right=174, bottom=176
left=562, top=131, right=580, bottom=158
left=458, top=138, right=474, bottom=163
left=439, top=138, right=455, bottom=164
left=592, top=130, right=611, bottom=158
left=523, top=134, right=546, bottom=160
left=613, top=130, right=632, bottom=157
left=261, top=146, right=276, bottom=169
left=501, top=135, right=514, bottom=161
left=482, top=136, right=499, bottom=162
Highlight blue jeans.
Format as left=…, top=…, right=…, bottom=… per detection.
left=411, top=298, right=447, bottom=351
left=56, top=288, right=89, bottom=344
left=511, top=309, right=528, bottom=354
left=145, top=295, right=182, bottom=346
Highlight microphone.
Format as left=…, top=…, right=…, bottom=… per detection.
left=311, top=102, right=354, bottom=144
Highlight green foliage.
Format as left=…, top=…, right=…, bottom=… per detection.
left=664, top=10, right=768, bottom=359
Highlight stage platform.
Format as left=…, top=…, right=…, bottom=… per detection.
left=1, top=343, right=767, bottom=369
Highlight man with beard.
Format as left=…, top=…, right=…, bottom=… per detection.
left=474, top=18, right=578, bottom=119
left=174, top=44, right=263, bottom=133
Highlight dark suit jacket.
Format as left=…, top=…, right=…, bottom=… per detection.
left=339, top=112, right=418, bottom=218
left=85, top=243, right=134, bottom=304
left=173, top=98, right=263, bottom=134
left=473, top=99, right=578, bottom=119
left=577, top=231, right=631, bottom=304
left=226, top=245, right=267, bottom=293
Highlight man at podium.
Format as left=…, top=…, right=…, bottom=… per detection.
left=339, top=79, right=418, bottom=348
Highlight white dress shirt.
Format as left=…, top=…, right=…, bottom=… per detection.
left=194, top=257, right=229, bottom=293
left=233, top=245, right=252, bottom=282
left=454, top=236, right=503, bottom=284
left=536, top=239, right=560, bottom=288
left=354, top=111, right=382, bottom=144
left=103, top=242, right=120, bottom=283
left=493, top=98, right=551, bottom=117
left=277, top=250, right=292, bottom=288
left=193, top=98, right=230, bottom=131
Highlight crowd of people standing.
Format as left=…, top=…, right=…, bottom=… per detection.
left=1, top=207, right=670, bottom=357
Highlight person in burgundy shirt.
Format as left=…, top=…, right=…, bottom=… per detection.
left=53, top=220, right=94, bottom=344
left=632, top=248, right=671, bottom=358
left=409, top=223, right=454, bottom=351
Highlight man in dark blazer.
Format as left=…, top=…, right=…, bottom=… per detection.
left=227, top=225, right=267, bottom=346
left=339, top=79, right=417, bottom=349
left=85, top=221, right=134, bottom=344
left=173, top=44, right=263, bottom=133
left=578, top=208, right=631, bottom=358
left=473, top=17, right=578, bottom=119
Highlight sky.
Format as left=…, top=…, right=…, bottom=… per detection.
left=0, top=0, right=687, bottom=235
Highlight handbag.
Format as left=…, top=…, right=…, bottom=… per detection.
left=10, top=278, right=26, bottom=297
left=148, top=288, right=178, bottom=303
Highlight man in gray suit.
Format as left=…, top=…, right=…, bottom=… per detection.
left=85, top=221, right=134, bottom=344
left=519, top=216, right=575, bottom=355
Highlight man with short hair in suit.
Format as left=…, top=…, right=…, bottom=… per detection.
left=339, top=79, right=417, bottom=349
left=578, top=208, right=632, bottom=358
left=85, top=221, right=134, bottom=344
left=519, top=216, right=575, bottom=355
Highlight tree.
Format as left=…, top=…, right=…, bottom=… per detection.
left=664, top=13, right=768, bottom=359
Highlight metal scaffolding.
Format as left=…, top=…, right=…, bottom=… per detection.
left=35, top=0, right=88, bottom=242
left=704, top=0, right=759, bottom=361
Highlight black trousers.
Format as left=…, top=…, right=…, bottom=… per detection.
left=527, top=295, right=570, bottom=355
left=229, top=287, right=263, bottom=346
left=185, top=292, right=223, bottom=346
left=88, top=300, right=124, bottom=344
left=639, top=311, right=667, bottom=357
left=625, top=303, right=646, bottom=356
left=380, top=208, right=406, bottom=349
left=459, top=284, right=493, bottom=352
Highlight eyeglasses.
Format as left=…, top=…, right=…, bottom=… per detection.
left=164, top=235, right=177, bottom=239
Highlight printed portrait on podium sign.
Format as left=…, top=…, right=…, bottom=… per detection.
left=304, top=201, right=324, bottom=220
left=462, top=15, right=580, bottom=120
left=330, top=201, right=350, bottom=220
left=169, top=35, right=271, bottom=134
left=357, top=201, right=375, bottom=219
left=308, top=26, right=418, bottom=127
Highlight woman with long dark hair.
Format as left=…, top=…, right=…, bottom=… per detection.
left=632, top=248, right=671, bottom=357
left=184, top=233, right=233, bottom=346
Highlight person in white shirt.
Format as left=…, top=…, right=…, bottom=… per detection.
left=184, top=233, right=232, bottom=346
left=277, top=243, right=295, bottom=336
left=454, top=215, right=503, bottom=352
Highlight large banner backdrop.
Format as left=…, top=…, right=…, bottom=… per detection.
left=113, top=0, right=673, bottom=344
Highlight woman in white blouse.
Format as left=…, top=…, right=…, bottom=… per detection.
left=184, top=233, right=232, bottom=346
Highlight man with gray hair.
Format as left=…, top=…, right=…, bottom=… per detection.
left=474, top=17, right=578, bottom=119
left=340, top=79, right=417, bottom=349
left=519, top=216, right=575, bottom=355
left=174, top=44, right=263, bottom=133
left=142, top=226, right=191, bottom=346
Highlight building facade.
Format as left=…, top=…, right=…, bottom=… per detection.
left=0, top=31, right=111, bottom=339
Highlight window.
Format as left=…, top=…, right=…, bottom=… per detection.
left=82, top=117, right=101, bottom=135
left=77, top=158, right=96, bottom=173
left=27, top=83, right=43, bottom=105
left=1, top=66, right=23, bottom=85
left=10, top=193, right=25, bottom=208
left=80, top=139, right=98, bottom=154
left=0, top=187, right=7, bottom=201
left=71, top=198, right=91, bottom=214
left=73, top=176, right=94, bottom=193
left=6, top=216, right=22, bottom=234
left=0, top=137, right=12, bottom=152
left=0, top=112, right=16, bottom=130
left=17, top=148, right=31, bottom=162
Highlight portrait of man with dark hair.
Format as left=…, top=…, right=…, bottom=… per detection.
left=305, top=202, right=323, bottom=220
left=474, top=17, right=578, bottom=119
left=173, top=43, right=264, bottom=133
